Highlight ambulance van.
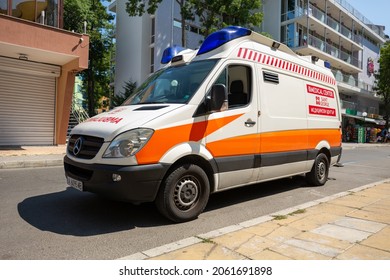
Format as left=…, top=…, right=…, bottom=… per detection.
left=64, top=26, right=342, bottom=222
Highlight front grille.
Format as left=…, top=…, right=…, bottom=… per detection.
left=68, top=135, right=104, bottom=159
left=64, top=161, right=93, bottom=181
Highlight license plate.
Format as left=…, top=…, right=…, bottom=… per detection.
left=66, top=176, right=83, bottom=191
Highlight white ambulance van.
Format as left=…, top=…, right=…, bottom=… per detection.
left=64, top=26, right=342, bottom=222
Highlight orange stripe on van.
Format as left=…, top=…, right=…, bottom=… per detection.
left=135, top=114, right=243, bottom=164
left=206, top=134, right=261, bottom=157
left=206, top=129, right=341, bottom=157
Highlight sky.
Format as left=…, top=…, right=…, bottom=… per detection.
left=339, top=0, right=389, bottom=34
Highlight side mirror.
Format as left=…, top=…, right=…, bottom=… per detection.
left=206, top=84, right=228, bottom=112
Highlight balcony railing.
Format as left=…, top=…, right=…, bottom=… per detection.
left=332, top=70, right=375, bottom=93
left=327, top=16, right=340, bottom=33
left=308, top=4, right=362, bottom=46
left=340, top=25, right=352, bottom=40
left=304, top=34, right=362, bottom=69
left=334, top=0, right=386, bottom=38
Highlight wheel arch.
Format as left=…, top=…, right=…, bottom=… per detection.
left=314, top=140, right=331, bottom=162
left=159, top=142, right=217, bottom=193
left=162, top=154, right=217, bottom=194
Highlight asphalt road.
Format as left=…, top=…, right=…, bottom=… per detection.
left=0, top=146, right=389, bottom=259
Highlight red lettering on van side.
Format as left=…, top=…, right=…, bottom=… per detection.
left=307, top=85, right=335, bottom=98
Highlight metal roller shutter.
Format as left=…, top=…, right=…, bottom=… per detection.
left=0, top=59, right=57, bottom=146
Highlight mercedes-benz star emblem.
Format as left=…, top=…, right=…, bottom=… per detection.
left=73, top=137, right=84, bottom=156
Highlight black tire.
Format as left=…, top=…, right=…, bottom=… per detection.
left=155, top=164, right=210, bottom=223
left=306, top=153, right=329, bottom=186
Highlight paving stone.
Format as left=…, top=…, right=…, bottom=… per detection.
left=250, top=249, right=292, bottom=260
left=264, top=225, right=303, bottom=243
left=288, top=213, right=342, bottom=232
left=149, top=242, right=245, bottom=260
left=358, top=188, right=390, bottom=199
left=269, top=243, right=330, bottom=260
left=212, top=231, right=256, bottom=251
left=360, top=227, right=390, bottom=252
left=295, top=231, right=352, bottom=250
left=305, top=203, right=355, bottom=216
left=235, top=236, right=277, bottom=257
left=347, top=209, right=390, bottom=224
left=311, top=224, right=372, bottom=243
left=336, top=244, right=390, bottom=260
left=243, top=221, right=281, bottom=237
left=333, top=217, right=386, bottom=233
left=284, top=238, right=343, bottom=257
left=328, top=193, right=380, bottom=209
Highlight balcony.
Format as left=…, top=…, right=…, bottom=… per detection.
left=332, top=70, right=376, bottom=93
left=287, top=34, right=362, bottom=73
left=288, top=3, right=363, bottom=50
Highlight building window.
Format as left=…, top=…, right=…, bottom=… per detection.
left=0, top=0, right=8, bottom=14
left=151, top=17, right=155, bottom=44
left=1, top=0, right=60, bottom=28
left=173, top=19, right=202, bottom=35
left=150, top=47, right=154, bottom=73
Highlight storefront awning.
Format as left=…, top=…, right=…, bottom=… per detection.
left=342, top=114, right=384, bottom=125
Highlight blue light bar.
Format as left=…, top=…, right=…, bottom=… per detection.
left=324, top=61, right=331, bottom=69
left=161, top=45, right=186, bottom=64
left=197, top=26, right=252, bottom=56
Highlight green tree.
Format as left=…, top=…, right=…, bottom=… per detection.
left=111, top=79, right=137, bottom=107
left=374, top=41, right=390, bottom=128
left=125, top=0, right=193, bottom=47
left=64, top=0, right=115, bottom=116
left=190, top=0, right=263, bottom=37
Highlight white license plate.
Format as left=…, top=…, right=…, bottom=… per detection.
left=67, top=176, right=83, bottom=191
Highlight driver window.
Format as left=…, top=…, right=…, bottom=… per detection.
left=214, top=65, right=252, bottom=109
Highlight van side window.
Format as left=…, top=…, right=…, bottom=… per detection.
left=214, top=65, right=252, bottom=109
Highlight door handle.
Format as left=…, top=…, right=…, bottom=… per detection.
left=245, top=119, right=256, bottom=127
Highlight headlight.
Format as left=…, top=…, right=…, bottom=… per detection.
left=103, top=128, right=154, bottom=158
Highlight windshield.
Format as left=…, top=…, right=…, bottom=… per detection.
left=122, top=60, right=218, bottom=105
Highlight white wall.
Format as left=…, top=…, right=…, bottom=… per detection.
left=114, top=0, right=151, bottom=96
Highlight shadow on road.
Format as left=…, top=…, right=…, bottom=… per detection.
left=17, top=188, right=168, bottom=236
left=17, top=176, right=313, bottom=237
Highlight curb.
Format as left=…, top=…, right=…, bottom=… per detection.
left=0, top=155, right=64, bottom=169
left=118, top=178, right=390, bottom=260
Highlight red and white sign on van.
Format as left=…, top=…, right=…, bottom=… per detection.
left=307, top=84, right=336, bottom=117
left=309, top=105, right=336, bottom=116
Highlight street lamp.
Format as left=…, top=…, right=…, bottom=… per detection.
left=362, top=112, right=368, bottom=143
left=362, top=112, right=367, bottom=122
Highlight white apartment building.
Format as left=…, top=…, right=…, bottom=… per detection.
left=262, top=0, right=387, bottom=142
left=109, top=0, right=203, bottom=96
left=109, top=0, right=387, bottom=142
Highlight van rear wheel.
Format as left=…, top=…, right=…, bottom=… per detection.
left=306, top=153, right=329, bottom=186
left=155, top=164, right=210, bottom=223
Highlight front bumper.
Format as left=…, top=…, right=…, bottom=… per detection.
left=64, top=156, right=169, bottom=203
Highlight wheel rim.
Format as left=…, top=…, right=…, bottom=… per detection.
left=174, top=176, right=200, bottom=210
left=317, top=160, right=327, bottom=181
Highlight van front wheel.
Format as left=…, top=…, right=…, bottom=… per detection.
left=155, top=164, right=210, bottom=223
left=306, top=153, right=329, bottom=186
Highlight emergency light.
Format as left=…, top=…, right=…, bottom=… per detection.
left=197, top=26, right=252, bottom=55
left=161, top=45, right=186, bottom=64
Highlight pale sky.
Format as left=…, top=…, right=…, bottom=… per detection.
left=345, top=0, right=389, bottom=34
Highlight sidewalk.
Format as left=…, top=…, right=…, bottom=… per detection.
left=0, top=145, right=66, bottom=169
left=122, top=180, right=390, bottom=260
